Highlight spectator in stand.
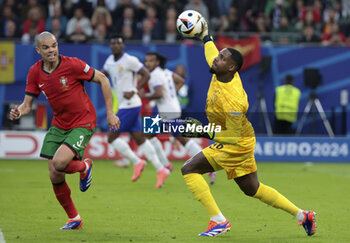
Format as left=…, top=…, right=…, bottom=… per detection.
left=66, top=0, right=93, bottom=19
left=91, top=5, right=113, bottom=31
left=2, top=19, right=20, bottom=38
left=20, top=0, right=46, bottom=23
left=22, top=7, right=46, bottom=37
left=267, top=0, right=293, bottom=29
left=313, top=0, right=324, bottom=19
left=227, top=5, right=241, bottom=32
left=91, top=0, right=119, bottom=13
left=241, top=8, right=259, bottom=32
left=113, top=5, right=138, bottom=35
left=272, top=16, right=295, bottom=44
left=51, top=17, right=65, bottom=40
left=322, top=8, right=339, bottom=36
left=0, top=5, right=20, bottom=38
left=114, top=0, right=138, bottom=22
left=61, top=0, right=76, bottom=19
left=253, top=13, right=271, bottom=42
left=66, top=22, right=89, bottom=43
left=160, top=0, right=183, bottom=20
left=342, top=0, right=350, bottom=20
left=3, top=0, right=20, bottom=15
left=184, top=0, right=209, bottom=21
left=45, top=5, right=68, bottom=34
left=298, top=24, right=321, bottom=43
left=121, top=23, right=136, bottom=40
left=140, top=18, right=153, bottom=44
left=134, top=0, right=161, bottom=19
left=299, top=1, right=321, bottom=24
left=66, top=7, right=93, bottom=38
left=215, top=14, right=229, bottom=35
left=142, top=5, right=163, bottom=40
left=164, top=18, right=180, bottom=43
left=21, top=22, right=39, bottom=44
left=216, top=0, right=233, bottom=16
left=296, top=10, right=321, bottom=35
left=93, top=23, right=108, bottom=44
left=215, top=5, right=241, bottom=34
left=47, top=0, right=61, bottom=18
left=165, top=7, right=178, bottom=22
left=291, top=0, right=304, bottom=23
left=322, top=22, right=346, bottom=46
left=332, top=0, right=346, bottom=23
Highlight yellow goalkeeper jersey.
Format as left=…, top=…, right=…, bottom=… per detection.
left=204, top=41, right=256, bottom=151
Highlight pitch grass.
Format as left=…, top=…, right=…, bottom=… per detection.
left=0, top=160, right=350, bottom=243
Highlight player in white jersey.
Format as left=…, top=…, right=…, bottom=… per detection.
left=101, top=35, right=169, bottom=188
left=140, top=52, right=203, bottom=173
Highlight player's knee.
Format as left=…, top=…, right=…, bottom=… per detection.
left=52, top=158, right=66, bottom=172
left=107, top=132, right=119, bottom=143
left=134, top=136, right=145, bottom=145
left=241, top=185, right=259, bottom=197
left=107, top=136, right=115, bottom=143
left=181, top=159, right=192, bottom=175
left=49, top=169, right=64, bottom=183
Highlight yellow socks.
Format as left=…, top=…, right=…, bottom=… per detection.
left=253, top=183, right=300, bottom=216
left=183, top=173, right=220, bottom=217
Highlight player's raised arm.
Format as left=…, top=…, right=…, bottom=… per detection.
left=9, top=95, right=35, bottom=120
left=196, top=18, right=219, bottom=67
left=91, top=69, right=120, bottom=131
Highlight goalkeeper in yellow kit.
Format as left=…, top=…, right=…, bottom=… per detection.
left=181, top=19, right=316, bottom=237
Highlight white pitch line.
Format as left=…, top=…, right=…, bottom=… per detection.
left=0, top=228, right=6, bottom=243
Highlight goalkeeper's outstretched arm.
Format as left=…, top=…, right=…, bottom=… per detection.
left=196, top=18, right=219, bottom=67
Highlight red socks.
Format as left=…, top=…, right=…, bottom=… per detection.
left=53, top=181, right=78, bottom=218
left=63, top=161, right=86, bottom=174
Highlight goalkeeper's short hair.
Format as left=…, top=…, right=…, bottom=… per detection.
left=227, top=48, right=243, bottom=71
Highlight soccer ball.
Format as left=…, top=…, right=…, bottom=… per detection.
left=176, top=10, right=204, bottom=38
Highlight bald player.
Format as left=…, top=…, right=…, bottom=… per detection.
left=9, top=31, right=120, bottom=230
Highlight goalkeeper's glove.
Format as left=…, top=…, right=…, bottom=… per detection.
left=182, top=117, right=215, bottom=140
left=196, top=17, right=213, bottom=43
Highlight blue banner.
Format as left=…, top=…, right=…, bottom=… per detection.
left=255, top=137, right=350, bottom=162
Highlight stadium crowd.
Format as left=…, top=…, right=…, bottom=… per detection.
left=0, top=0, right=350, bottom=45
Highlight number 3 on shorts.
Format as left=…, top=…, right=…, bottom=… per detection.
left=73, top=135, right=85, bottom=150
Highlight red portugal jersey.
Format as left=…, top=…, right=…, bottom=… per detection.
left=25, top=55, right=97, bottom=130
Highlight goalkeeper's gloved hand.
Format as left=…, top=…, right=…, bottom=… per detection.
left=196, top=17, right=210, bottom=41
left=182, top=117, right=215, bottom=140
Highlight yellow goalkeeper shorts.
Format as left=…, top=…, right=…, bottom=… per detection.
left=202, top=142, right=257, bottom=180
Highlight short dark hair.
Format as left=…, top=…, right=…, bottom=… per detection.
left=146, top=52, right=167, bottom=69
left=285, top=74, right=294, bottom=84
left=227, top=48, right=243, bottom=71
left=109, top=33, right=124, bottom=43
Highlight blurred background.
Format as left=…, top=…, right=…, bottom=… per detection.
left=0, top=0, right=349, bottom=162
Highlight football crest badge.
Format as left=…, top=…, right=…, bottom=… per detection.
left=59, top=76, right=69, bottom=91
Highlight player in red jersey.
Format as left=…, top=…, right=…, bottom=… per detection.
left=9, top=32, right=120, bottom=230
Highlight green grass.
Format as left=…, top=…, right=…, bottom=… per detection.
left=0, top=160, right=350, bottom=243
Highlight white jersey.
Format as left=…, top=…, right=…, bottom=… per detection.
left=103, top=53, right=143, bottom=109
left=149, top=67, right=181, bottom=119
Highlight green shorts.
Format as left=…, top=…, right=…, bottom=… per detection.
left=40, top=126, right=95, bottom=161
